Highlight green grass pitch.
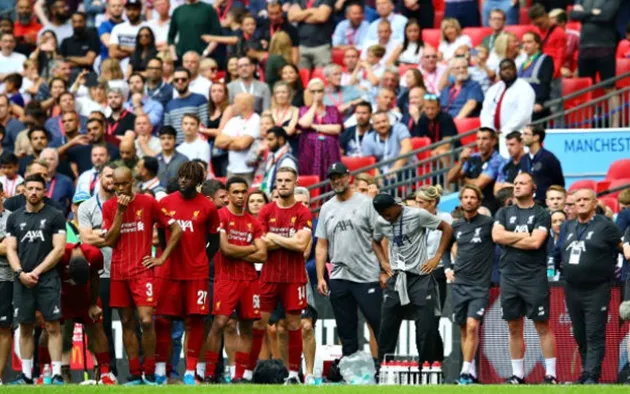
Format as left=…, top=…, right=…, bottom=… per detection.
left=2, top=386, right=630, bottom=393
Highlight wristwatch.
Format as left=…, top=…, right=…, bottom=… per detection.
left=14, top=268, right=23, bottom=279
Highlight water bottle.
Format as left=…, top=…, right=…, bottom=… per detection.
left=410, top=360, right=420, bottom=384
left=43, top=364, right=52, bottom=385
left=421, top=362, right=431, bottom=385
left=400, top=361, right=409, bottom=386
left=430, top=362, right=442, bottom=385
left=546, top=256, right=556, bottom=281
left=314, top=367, right=323, bottom=385
left=386, top=361, right=396, bottom=385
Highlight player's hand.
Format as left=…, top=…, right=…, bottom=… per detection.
left=20, top=272, right=38, bottom=288
left=317, top=278, right=329, bottom=296
left=117, top=195, right=131, bottom=212
left=445, top=270, right=455, bottom=283
left=379, top=271, right=390, bottom=289
left=88, top=305, right=103, bottom=322
left=142, top=256, right=165, bottom=269
left=420, top=256, right=440, bottom=274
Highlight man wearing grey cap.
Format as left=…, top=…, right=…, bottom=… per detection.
left=315, top=162, right=382, bottom=358
left=371, top=192, right=453, bottom=362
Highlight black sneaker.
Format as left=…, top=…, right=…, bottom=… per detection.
left=231, top=378, right=251, bottom=384
left=576, top=373, right=589, bottom=384
left=51, top=375, right=65, bottom=385
left=61, top=365, right=72, bottom=383
left=284, top=376, right=301, bottom=385
left=543, top=375, right=558, bottom=384
left=470, top=375, right=480, bottom=384
left=506, top=375, right=525, bottom=384
left=202, top=376, right=217, bottom=384
left=10, top=374, right=34, bottom=385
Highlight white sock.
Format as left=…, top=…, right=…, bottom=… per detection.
left=545, top=358, right=556, bottom=378
left=184, top=369, right=195, bottom=376
left=288, top=370, right=299, bottom=379
left=511, top=359, right=524, bottom=379
left=470, top=360, right=477, bottom=378
left=51, top=361, right=62, bottom=377
left=196, top=362, right=206, bottom=377
left=460, top=361, right=471, bottom=375
left=22, top=359, right=33, bottom=379
left=244, top=370, right=253, bottom=380
left=155, top=362, right=166, bottom=376
left=229, top=365, right=235, bottom=378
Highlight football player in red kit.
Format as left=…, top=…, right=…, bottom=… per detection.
left=247, top=167, right=313, bottom=384
left=204, top=177, right=266, bottom=383
left=155, top=162, right=221, bottom=385
left=101, top=167, right=182, bottom=385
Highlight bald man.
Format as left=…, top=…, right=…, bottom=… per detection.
left=215, top=93, right=261, bottom=185
left=100, top=166, right=182, bottom=385
left=39, top=148, right=75, bottom=213
left=182, top=51, right=212, bottom=100
left=112, top=139, right=139, bottom=178
left=133, top=115, right=161, bottom=158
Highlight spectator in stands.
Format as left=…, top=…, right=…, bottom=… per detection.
left=156, top=126, right=189, bottom=187
left=456, top=45, right=493, bottom=93
left=494, top=130, right=524, bottom=194
left=356, top=45, right=386, bottom=89
left=215, top=93, right=260, bottom=184
left=200, top=58, right=221, bottom=84
left=398, top=68, right=425, bottom=108
left=487, top=32, right=525, bottom=74
left=98, top=58, right=129, bottom=99
left=35, top=0, right=73, bottom=45
left=174, top=113, right=210, bottom=166
left=361, top=110, right=412, bottom=175
left=518, top=31, right=553, bottom=121
left=97, top=0, right=124, bottom=62
left=0, top=33, right=27, bottom=83
left=260, top=126, right=298, bottom=195
left=270, top=81, right=299, bottom=153
left=253, top=1, right=300, bottom=64
left=145, top=58, right=173, bottom=109
left=545, top=185, right=566, bottom=211
left=297, top=78, right=343, bottom=180
left=353, top=172, right=378, bottom=196
left=420, top=45, right=447, bottom=94
left=439, top=57, right=484, bottom=120
left=413, top=93, right=457, bottom=145
left=59, top=12, right=99, bottom=75
left=52, top=109, right=85, bottom=156
left=288, top=0, right=334, bottom=69
left=145, top=0, right=171, bottom=51
left=549, top=8, right=579, bottom=78
left=482, top=9, right=506, bottom=50
left=14, top=0, right=42, bottom=50
left=373, top=87, right=402, bottom=124
left=0, top=95, right=25, bottom=151
left=105, top=87, right=136, bottom=140
left=132, top=114, right=161, bottom=158
left=74, top=76, right=107, bottom=117
left=13, top=101, right=46, bottom=158
left=361, top=19, right=400, bottom=66
left=227, top=56, right=271, bottom=114
left=108, top=0, right=144, bottom=69
left=64, top=117, right=119, bottom=175
left=40, top=147, right=74, bottom=213
left=323, top=64, right=365, bottom=119
left=18, top=127, right=49, bottom=175
left=263, top=32, right=294, bottom=90
left=0, top=152, right=23, bottom=197
left=340, top=100, right=372, bottom=156
left=164, top=68, right=208, bottom=144
left=202, top=82, right=230, bottom=175
left=367, top=0, right=407, bottom=43
left=112, top=138, right=139, bottom=174
left=480, top=59, right=535, bottom=155
left=401, top=86, right=425, bottom=136
left=447, top=127, right=504, bottom=213
left=616, top=189, right=630, bottom=233
left=528, top=4, right=566, bottom=79
left=125, top=73, right=163, bottom=129
left=341, top=48, right=361, bottom=86
left=387, top=19, right=424, bottom=66
left=76, top=144, right=110, bottom=195
left=135, top=156, right=166, bottom=200
left=482, top=1, right=518, bottom=27
left=332, top=2, right=370, bottom=50
left=438, top=18, right=472, bottom=62
left=519, top=124, right=564, bottom=205
left=281, top=64, right=305, bottom=108
left=180, top=51, right=212, bottom=100
left=168, top=0, right=222, bottom=63
left=127, top=27, right=158, bottom=77
left=4, top=74, right=25, bottom=108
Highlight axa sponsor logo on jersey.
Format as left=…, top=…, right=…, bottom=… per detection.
left=20, top=230, right=45, bottom=243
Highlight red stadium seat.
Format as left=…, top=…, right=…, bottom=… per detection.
left=299, top=68, right=310, bottom=88
left=411, top=137, right=432, bottom=185
left=616, top=58, right=630, bottom=88
left=297, top=175, right=321, bottom=200
left=606, top=159, right=630, bottom=180
left=519, top=7, right=530, bottom=25
left=332, top=48, right=345, bottom=66
left=503, top=24, right=534, bottom=40
left=617, top=40, right=630, bottom=59
left=561, top=77, right=592, bottom=128
left=433, top=11, right=444, bottom=29
left=454, top=117, right=481, bottom=146
left=601, top=178, right=630, bottom=200
left=568, top=179, right=597, bottom=193
left=422, top=28, right=441, bottom=49
left=341, top=156, right=377, bottom=175
left=599, top=196, right=619, bottom=214
left=433, top=0, right=444, bottom=11
left=462, top=27, right=492, bottom=47
left=311, top=67, right=326, bottom=84
left=596, top=180, right=611, bottom=194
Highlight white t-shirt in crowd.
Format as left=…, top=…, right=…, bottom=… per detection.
left=174, top=75, right=212, bottom=100
left=176, top=135, right=210, bottom=163
left=145, top=18, right=171, bottom=45
left=135, top=135, right=162, bottom=158
left=0, top=51, right=26, bottom=93
left=110, top=21, right=146, bottom=69
left=438, top=35, right=473, bottom=62
left=223, top=113, right=260, bottom=174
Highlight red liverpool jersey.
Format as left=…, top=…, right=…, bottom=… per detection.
left=159, top=192, right=220, bottom=280
left=215, top=207, right=263, bottom=281
left=57, top=243, right=104, bottom=311
left=258, top=201, right=312, bottom=283
left=102, top=193, right=174, bottom=280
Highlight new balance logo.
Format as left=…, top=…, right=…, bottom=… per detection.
left=53, top=306, right=60, bottom=315
left=0, top=316, right=6, bottom=321
left=477, top=308, right=485, bottom=316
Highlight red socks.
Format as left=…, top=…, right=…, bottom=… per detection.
left=155, top=317, right=172, bottom=364
left=96, top=352, right=110, bottom=375
left=248, top=328, right=265, bottom=371
left=234, top=352, right=249, bottom=379
left=185, top=317, right=204, bottom=371
left=205, top=351, right=219, bottom=378
left=288, top=329, right=302, bottom=372
left=128, top=358, right=142, bottom=376
left=143, top=357, right=156, bottom=376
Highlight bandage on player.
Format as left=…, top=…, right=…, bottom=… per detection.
left=204, top=177, right=266, bottom=383
left=247, top=167, right=313, bottom=384
left=101, top=167, right=182, bottom=385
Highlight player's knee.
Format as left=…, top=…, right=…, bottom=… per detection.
left=534, top=321, right=551, bottom=336
left=139, top=316, right=153, bottom=330
left=507, top=321, right=523, bottom=337
left=225, top=319, right=237, bottom=333
left=465, top=320, right=479, bottom=337
left=301, top=319, right=313, bottom=336
left=45, top=321, right=61, bottom=336
left=20, top=323, right=35, bottom=337
left=0, top=326, right=12, bottom=336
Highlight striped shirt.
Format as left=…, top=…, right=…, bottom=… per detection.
left=216, top=207, right=263, bottom=281
left=163, top=93, right=208, bottom=144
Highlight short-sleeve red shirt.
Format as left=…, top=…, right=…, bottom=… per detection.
left=215, top=207, right=263, bottom=281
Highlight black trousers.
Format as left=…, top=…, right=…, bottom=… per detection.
left=99, top=277, right=118, bottom=375
left=565, top=281, right=611, bottom=381
left=329, top=279, right=382, bottom=356
left=419, top=268, right=446, bottom=364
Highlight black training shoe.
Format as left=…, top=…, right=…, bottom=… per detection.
left=543, top=375, right=558, bottom=384
left=231, top=378, right=251, bottom=384
left=202, top=376, right=217, bottom=384
left=506, top=375, right=525, bottom=384
left=10, top=374, right=34, bottom=385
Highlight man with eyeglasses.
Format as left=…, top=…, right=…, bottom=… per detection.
left=145, top=58, right=174, bottom=109
left=420, top=46, right=447, bottom=94
left=481, top=8, right=506, bottom=50
left=226, top=57, right=271, bottom=115
left=164, top=68, right=209, bottom=145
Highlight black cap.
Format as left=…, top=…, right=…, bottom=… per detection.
left=326, top=162, right=349, bottom=178
left=125, top=0, right=142, bottom=8
left=373, top=193, right=397, bottom=211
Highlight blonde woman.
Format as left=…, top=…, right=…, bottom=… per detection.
left=487, top=32, right=526, bottom=76
left=99, top=58, right=129, bottom=99
left=200, top=58, right=220, bottom=83
left=271, top=81, right=299, bottom=152
left=438, top=18, right=472, bottom=62
left=265, top=31, right=294, bottom=89
left=157, top=50, right=175, bottom=84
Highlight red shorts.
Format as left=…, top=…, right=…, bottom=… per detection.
left=259, top=282, right=307, bottom=313
left=110, top=277, right=157, bottom=308
left=213, top=279, right=260, bottom=320
left=156, top=279, right=210, bottom=317
left=62, top=298, right=103, bottom=326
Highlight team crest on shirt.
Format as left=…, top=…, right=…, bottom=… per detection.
left=456, top=231, right=462, bottom=240
left=471, top=228, right=482, bottom=243
left=586, top=231, right=594, bottom=240
left=269, top=218, right=276, bottom=223
left=19, top=222, right=26, bottom=230
left=229, top=221, right=235, bottom=226
left=527, top=215, right=535, bottom=224
left=247, top=223, right=252, bottom=230
left=161, top=208, right=176, bottom=217
left=136, top=209, right=143, bottom=218
left=216, top=301, right=221, bottom=309
left=193, top=211, right=200, bottom=219
left=39, top=219, right=47, bottom=229
left=509, top=217, right=516, bottom=224
left=291, top=217, right=296, bottom=224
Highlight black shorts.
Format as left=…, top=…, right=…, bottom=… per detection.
left=268, top=301, right=318, bottom=328
left=14, top=274, right=62, bottom=324
left=451, top=283, right=489, bottom=326
left=383, top=273, right=434, bottom=321
left=578, top=51, right=616, bottom=88
left=0, top=281, right=13, bottom=327
left=500, top=274, right=549, bottom=322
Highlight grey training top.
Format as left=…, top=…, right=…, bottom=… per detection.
left=0, top=209, right=12, bottom=281
left=316, top=192, right=380, bottom=283
left=451, top=213, right=495, bottom=287
left=77, top=194, right=112, bottom=278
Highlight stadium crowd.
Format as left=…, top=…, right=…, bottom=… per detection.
left=0, top=0, right=629, bottom=387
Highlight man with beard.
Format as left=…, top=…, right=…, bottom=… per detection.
left=97, top=0, right=124, bottom=61
left=18, top=127, right=50, bottom=176
left=340, top=101, right=372, bottom=157
left=260, top=127, right=297, bottom=196
left=135, top=156, right=166, bottom=200
left=35, top=0, right=72, bottom=45
left=60, top=12, right=99, bottom=73
left=44, top=94, right=88, bottom=148
left=76, top=145, right=110, bottom=196
left=112, top=139, right=140, bottom=177
left=14, top=0, right=42, bottom=50
left=155, top=162, right=220, bottom=384
left=480, top=59, right=535, bottom=155
left=448, top=184, right=495, bottom=384
left=315, top=162, right=382, bottom=359
left=106, top=87, right=136, bottom=140
left=109, top=0, right=145, bottom=68
left=64, top=117, right=120, bottom=175
left=164, top=68, right=208, bottom=144
left=125, top=74, right=163, bottom=131
left=439, top=57, right=484, bottom=119
left=145, top=58, right=173, bottom=109
left=77, top=163, right=119, bottom=378
left=39, top=148, right=75, bottom=214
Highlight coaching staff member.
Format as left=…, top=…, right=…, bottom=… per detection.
left=0, top=183, right=11, bottom=385
left=371, top=193, right=452, bottom=362
left=562, top=188, right=622, bottom=384
left=315, top=162, right=382, bottom=357
left=492, top=172, right=558, bottom=384
left=6, top=174, right=67, bottom=384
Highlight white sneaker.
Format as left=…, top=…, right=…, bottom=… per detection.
left=304, top=375, right=315, bottom=385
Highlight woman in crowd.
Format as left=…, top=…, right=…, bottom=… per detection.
left=225, top=56, right=240, bottom=83
left=157, top=50, right=175, bottom=84
left=30, top=30, right=60, bottom=80
left=487, top=31, right=525, bottom=74
left=438, top=18, right=472, bottom=62
left=128, top=26, right=158, bottom=77
left=281, top=63, right=304, bottom=108
left=47, top=77, right=68, bottom=117
left=297, top=78, right=342, bottom=180
left=388, top=19, right=425, bottom=66
left=398, top=68, right=426, bottom=109
left=200, top=58, right=221, bottom=83
left=264, top=31, right=293, bottom=90
left=99, top=58, right=129, bottom=99
left=202, top=82, right=232, bottom=177
left=271, top=81, right=299, bottom=153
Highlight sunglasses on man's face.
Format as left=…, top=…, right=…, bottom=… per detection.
left=174, top=78, right=188, bottom=83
